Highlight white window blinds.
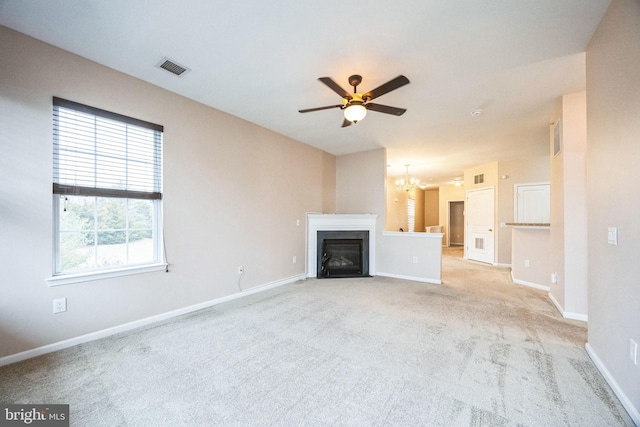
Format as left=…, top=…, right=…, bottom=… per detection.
left=53, top=97, right=163, bottom=200
left=407, top=197, right=416, bottom=232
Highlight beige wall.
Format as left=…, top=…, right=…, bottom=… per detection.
left=465, top=162, right=499, bottom=189
left=385, top=179, right=409, bottom=232
left=0, top=26, right=334, bottom=358
left=549, top=106, right=565, bottom=307
left=414, top=188, right=425, bottom=233
left=377, top=233, right=443, bottom=283
left=424, top=189, right=439, bottom=228
left=511, top=228, right=550, bottom=289
left=586, top=0, right=640, bottom=418
left=321, top=151, right=337, bottom=213
left=438, top=185, right=466, bottom=246
left=460, top=158, right=549, bottom=265
left=549, top=91, right=588, bottom=318
left=386, top=187, right=436, bottom=233
left=498, top=156, right=550, bottom=265
left=336, top=149, right=385, bottom=218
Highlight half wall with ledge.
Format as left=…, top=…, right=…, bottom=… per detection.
left=376, top=232, right=443, bottom=284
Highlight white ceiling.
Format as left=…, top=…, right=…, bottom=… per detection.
left=0, top=0, right=611, bottom=186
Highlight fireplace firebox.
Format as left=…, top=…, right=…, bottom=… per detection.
left=317, top=230, right=370, bottom=278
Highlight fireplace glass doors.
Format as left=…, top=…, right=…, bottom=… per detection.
left=317, top=230, right=369, bottom=278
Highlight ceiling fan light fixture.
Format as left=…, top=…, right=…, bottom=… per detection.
left=344, top=102, right=367, bottom=123
left=299, top=75, right=409, bottom=127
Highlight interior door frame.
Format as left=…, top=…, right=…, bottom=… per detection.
left=447, top=199, right=465, bottom=247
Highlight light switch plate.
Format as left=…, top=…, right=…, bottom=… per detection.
left=607, top=227, right=618, bottom=246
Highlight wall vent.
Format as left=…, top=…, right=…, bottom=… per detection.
left=474, top=173, right=484, bottom=184
left=156, top=57, right=190, bottom=77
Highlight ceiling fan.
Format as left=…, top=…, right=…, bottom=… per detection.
left=299, top=74, right=410, bottom=127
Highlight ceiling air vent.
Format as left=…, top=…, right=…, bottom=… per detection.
left=156, top=57, right=190, bottom=77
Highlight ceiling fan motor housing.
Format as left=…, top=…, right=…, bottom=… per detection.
left=348, top=74, right=363, bottom=88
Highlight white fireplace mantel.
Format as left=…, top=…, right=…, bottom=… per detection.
left=307, top=214, right=378, bottom=278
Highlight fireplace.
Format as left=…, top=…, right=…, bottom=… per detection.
left=306, top=214, right=378, bottom=279
left=317, top=230, right=369, bottom=278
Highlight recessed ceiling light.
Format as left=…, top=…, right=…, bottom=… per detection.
left=470, top=109, right=483, bottom=117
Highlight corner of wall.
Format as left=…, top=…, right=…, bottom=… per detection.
left=322, top=152, right=337, bottom=213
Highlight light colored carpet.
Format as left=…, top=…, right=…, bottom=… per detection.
left=0, top=248, right=634, bottom=426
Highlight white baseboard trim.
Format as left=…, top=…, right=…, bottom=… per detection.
left=0, top=274, right=305, bottom=368
left=548, top=291, right=588, bottom=322
left=585, top=343, right=640, bottom=426
left=495, top=262, right=512, bottom=268
left=511, top=272, right=550, bottom=291
left=375, top=271, right=441, bottom=285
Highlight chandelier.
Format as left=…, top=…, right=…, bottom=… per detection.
left=395, top=164, right=419, bottom=192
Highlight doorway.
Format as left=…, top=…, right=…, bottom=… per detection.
left=448, top=201, right=464, bottom=246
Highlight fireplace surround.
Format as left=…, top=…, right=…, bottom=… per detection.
left=317, top=230, right=369, bottom=278
left=307, top=214, right=377, bottom=278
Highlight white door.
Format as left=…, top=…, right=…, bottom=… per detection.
left=466, top=187, right=495, bottom=264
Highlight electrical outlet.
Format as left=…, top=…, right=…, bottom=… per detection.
left=524, top=259, right=530, bottom=267
left=631, top=339, right=638, bottom=365
left=296, top=219, right=300, bottom=226
left=413, top=256, right=418, bottom=264
left=292, top=256, right=297, bottom=264
left=237, top=266, right=244, bottom=275
left=551, top=273, right=558, bottom=284
left=53, top=297, right=67, bottom=314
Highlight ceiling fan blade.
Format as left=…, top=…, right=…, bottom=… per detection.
left=298, top=104, right=343, bottom=113
left=341, top=118, right=352, bottom=128
left=363, top=75, right=410, bottom=101
left=318, top=77, right=352, bottom=100
left=365, top=103, right=407, bottom=116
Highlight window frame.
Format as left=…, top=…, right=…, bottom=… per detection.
left=48, top=98, right=166, bottom=286
left=407, top=196, right=416, bottom=233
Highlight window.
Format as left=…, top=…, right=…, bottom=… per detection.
left=553, top=118, right=562, bottom=156
left=407, top=197, right=416, bottom=233
left=49, top=97, right=164, bottom=284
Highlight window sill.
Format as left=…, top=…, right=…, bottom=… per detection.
left=47, top=263, right=168, bottom=286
